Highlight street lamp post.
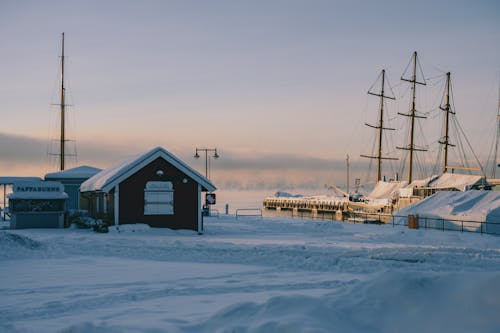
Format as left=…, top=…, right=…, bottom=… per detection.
left=194, top=148, right=219, bottom=179
left=194, top=148, right=219, bottom=222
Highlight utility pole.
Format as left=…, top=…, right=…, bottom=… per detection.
left=398, top=51, right=427, bottom=183
left=361, top=69, right=397, bottom=182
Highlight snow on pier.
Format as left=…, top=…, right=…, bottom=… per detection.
left=263, top=195, right=349, bottom=213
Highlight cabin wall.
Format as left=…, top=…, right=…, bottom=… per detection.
left=118, top=157, right=199, bottom=230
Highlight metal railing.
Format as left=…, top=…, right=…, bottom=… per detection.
left=236, top=208, right=263, bottom=219
left=389, top=214, right=500, bottom=235
left=264, top=208, right=500, bottom=236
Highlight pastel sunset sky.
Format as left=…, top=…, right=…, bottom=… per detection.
left=1, top=0, right=499, bottom=189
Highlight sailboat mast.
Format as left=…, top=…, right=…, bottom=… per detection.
left=346, top=154, right=350, bottom=194
left=408, top=53, right=417, bottom=183
left=59, top=32, right=66, bottom=171
left=361, top=69, right=396, bottom=182
left=398, top=51, right=427, bottom=183
left=494, top=81, right=500, bottom=179
left=440, top=72, right=454, bottom=174
left=377, top=70, right=387, bottom=181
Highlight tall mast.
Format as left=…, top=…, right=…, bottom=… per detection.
left=439, top=72, right=455, bottom=174
left=398, top=51, right=427, bottom=183
left=361, top=69, right=397, bottom=182
left=59, top=32, right=66, bottom=171
left=494, top=81, right=500, bottom=179
left=346, top=154, right=350, bottom=194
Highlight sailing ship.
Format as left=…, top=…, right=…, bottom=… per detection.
left=264, top=51, right=491, bottom=222
left=353, top=51, right=489, bottom=220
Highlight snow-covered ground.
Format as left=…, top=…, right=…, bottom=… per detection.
left=1, top=216, right=499, bottom=333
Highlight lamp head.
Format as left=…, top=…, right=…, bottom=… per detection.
left=194, top=152, right=200, bottom=159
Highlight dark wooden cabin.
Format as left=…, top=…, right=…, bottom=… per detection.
left=80, top=147, right=216, bottom=233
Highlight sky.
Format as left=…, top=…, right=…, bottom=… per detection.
left=1, top=0, right=499, bottom=189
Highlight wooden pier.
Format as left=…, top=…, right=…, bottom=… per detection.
left=263, top=196, right=394, bottom=223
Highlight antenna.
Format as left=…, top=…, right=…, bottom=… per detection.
left=397, top=51, right=427, bottom=183
left=361, top=69, right=398, bottom=182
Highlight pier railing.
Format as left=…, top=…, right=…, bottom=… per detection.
left=264, top=208, right=500, bottom=236
left=236, top=208, right=263, bottom=219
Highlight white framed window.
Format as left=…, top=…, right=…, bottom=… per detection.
left=144, top=181, right=174, bottom=215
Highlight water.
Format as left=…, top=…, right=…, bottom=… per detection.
left=210, top=188, right=329, bottom=216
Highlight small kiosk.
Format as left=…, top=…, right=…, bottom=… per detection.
left=8, top=181, right=68, bottom=229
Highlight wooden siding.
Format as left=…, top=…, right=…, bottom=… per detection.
left=118, top=157, right=199, bottom=230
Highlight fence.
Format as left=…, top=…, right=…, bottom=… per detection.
left=390, top=214, right=500, bottom=235
left=236, top=208, right=263, bottom=219
left=263, top=208, right=500, bottom=236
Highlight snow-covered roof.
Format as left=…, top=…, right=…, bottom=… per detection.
left=426, top=173, right=486, bottom=191
left=395, top=190, right=500, bottom=223
left=0, top=177, right=42, bottom=185
left=44, top=166, right=102, bottom=180
left=8, top=192, right=68, bottom=200
left=80, top=147, right=216, bottom=193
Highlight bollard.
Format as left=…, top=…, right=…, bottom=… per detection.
left=408, top=214, right=419, bottom=229
left=225, top=203, right=229, bottom=215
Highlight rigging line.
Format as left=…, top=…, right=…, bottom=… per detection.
left=385, top=70, right=397, bottom=99
left=397, top=84, right=411, bottom=100
left=426, top=73, right=447, bottom=82
left=428, top=64, right=447, bottom=77
left=367, top=70, right=383, bottom=93
left=401, top=55, right=413, bottom=79
left=433, top=148, right=442, bottom=175
left=485, top=119, right=497, bottom=175
left=416, top=54, right=427, bottom=84
left=46, top=66, right=61, bottom=172
left=391, top=81, right=405, bottom=89
left=452, top=118, right=469, bottom=169
left=454, top=110, right=485, bottom=174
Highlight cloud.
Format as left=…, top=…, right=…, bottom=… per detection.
left=205, top=150, right=369, bottom=172
left=0, top=132, right=372, bottom=188
left=0, top=132, right=132, bottom=175
left=0, top=133, right=46, bottom=163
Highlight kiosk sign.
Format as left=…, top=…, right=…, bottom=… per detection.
left=15, top=182, right=64, bottom=194
left=205, top=193, right=216, bottom=205
left=10, top=181, right=66, bottom=200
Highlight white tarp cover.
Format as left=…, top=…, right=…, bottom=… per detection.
left=407, top=175, right=439, bottom=189
left=368, top=181, right=408, bottom=200
left=426, top=173, right=486, bottom=191
left=394, top=190, right=500, bottom=233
